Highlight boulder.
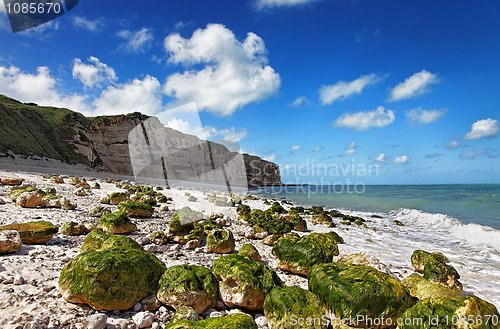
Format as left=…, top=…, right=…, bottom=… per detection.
left=139, top=195, right=157, bottom=206
left=1, top=177, right=24, bottom=185
left=58, top=247, right=166, bottom=310
left=165, top=313, right=257, bottom=329
left=396, top=295, right=500, bottom=329
left=157, top=264, right=218, bottom=314
left=0, top=221, right=58, bottom=244
left=411, top=250, right=449, bottom=273
left=424, top=260, right=462, bottom=291
left=263, top=234, right=282, bottom=246
left=81, top=230, right=143, bottom=252
left=108, top=192, right=129, bottom=205
left=401, top=273, right=462, bottom=301
left=264, top=286, right=327, bottom=329
left=272, top=232, right=341, bottom=275
left=245, top=209, right=293, bottom=235
left=200, top=220, right=222, bottom=233
left=333, top=252, right=396, bottom=279
left=168, top=212, right=204, bottom=245
left=89, top=206, right=112, bottom=217
left=60, top=221, right=87, bottom=236
left=133, top=311, right=154, bottom=328
left=16, top=190, right=45, bottom=208
left=74, top=187, right=87, bottom=196
left=286, top=214, right=308, bottom=232
left=206, top=229, right=235, bottom=254
left=308, top=263, right=413, bottom=327
left=117, top=201, right=154, bottom=218
left=236, top=204, right=251, bottom=216
left=0, top=230, right=22, bottom=254
left=97, top=211, right=137, bottom=234
left=238, top=243, right=261, bottom=262
left=149, top=231, right=169, bottom=245
left=212, top=254, right=284, bottom=310
left=169, top=306, right=201, bottom=323
left=9, top=186, right=36, bottom=201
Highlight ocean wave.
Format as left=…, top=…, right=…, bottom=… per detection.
left=392, top=208, right=500, bottom=251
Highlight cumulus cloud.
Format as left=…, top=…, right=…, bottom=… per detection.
left=291, top=96, right=309, bottom=107
left=72, top=57, right=117, bottom=88
left=255, top=0, right=321, bottom=9
left=340, top=142, right=357, bottom=157
left=332, top=106, right=395, bottom=131
left=264, top=154, right=278, bottom=161
left=464, top=118, right=500, bottom=140
left=291, top=145, right=302, bottom=151
left=312, top=146, right=324, bottom=152
left=73, top=16, right=106, bottom=32
left=405, top=107, right=447, bottom=126
left=204, top=126, right=248, bottom=142
left=117, top=27, right=154, bottom=53
left=163, top=24, right=281, bottom=116
left=319, top=73, right=380, bottom=105
left=445, top=139, right=463, bottom=149
left=0, top=64, right=89, bottom=113
left=389, top=70, right=438, bottom=101
left=394, top=155, right=409, bottom=164
left=373, top=153, right=386, bottom=162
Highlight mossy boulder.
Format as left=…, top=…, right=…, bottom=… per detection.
left=16, top=190, right=46, bottom=208
left=200, top=220, right=222, bottom=233
left=238, top=243, right=261, bottom=262
left=176, top=207, right=203, bottom=225
left=245, top=209, right=293, bottom=235
left=0, top=221, right=58, bottom=244
left=169, top=212, right=204, bottom=245
left=411, top=250, right=449, bottom=273
left=263, top=233, right=282, bottom=246
left=401, top=273, right=462, bottom=301
left=89, top=206, right=112, bottom=218
left=237, top=204, right=251, bottom=216
left=117, top=201, right=154, bottom=218
left=9, top=186, right=36, bottom=201
left=264, top=286, right=327, bottom=329
left=270, top=202, right=287, bottom=214
left=108, top=192, right=129, bottom=205
left=272, top=232, right=341, bottom=275
left=286, top=214, right=308, bottom=232
left=60, top=221, right=87, bottom=236
left=165, top=313, right=257, bottom=329
left=1, top=177, right=25, bottom=185
left=212, top=254, right=284, bottom=310
left=149, top=231, right=169, bottom=245
left=58, top=247, right=166, bottom=310
left=81, top=230, right=143, bottom=252
left=157, top=265, right=218, bottom=314
left=206, top=229, right=235, bottom=254
left=396, top=295, right=500, bottom=329
left=424, top=260, right=462, bottom=291
left=156, top=195, right=168, bottom=203
left=139, top=194, right=157, bottom=206
left=308, top=263, right=414, bottom=327
left=97, top=211, right=137, bottom=234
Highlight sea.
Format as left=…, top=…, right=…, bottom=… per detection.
left=254, top=184, right=500, bottom=310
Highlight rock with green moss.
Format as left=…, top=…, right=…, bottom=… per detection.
left=424, top=260, right=462, bottom=291
left=169, top=306, right=201, bottom=323
left=246, top=209, right=293, bottom=235
left=272, top=232, right=341, bottom=275
left=402, top=273, right=462, bottom=301
left=176, top=207, right=203, bottom=225
left=308, top=263, right=413, bottom=326
left=264, top=286, right=327, bottom=329
left=156, top=195, right=168, bottom=203
left=58, top=247, right=166, bottom=310
left=270, top=202, right=287, bottom=214
left=396, top=295, right=500, bottom=329
left=286, top=214, right=308, bottom=232
left=149, top=231, right=169, bottom=245
left=165, top=313, right=257, bottom=329
left=108, top=192, right=129, bottom=205
left=311, top=212, right=332, bottom=225
left=169, top=212, right=204, bottom=245
left=60, top=221, right=87, bottom=236
left=1, top=177, right=24, bottom=185
left=89, top=206, right=112, bottom=217
left=206, top=229, right=235, bottom=254
left=238, top=243, right=261, bottom=262
left=237, top=204, right=251, bottom=216
left=157, top=265, right=218, bottom=314
left=9, top=186, right=36, bottom=201
left=0, top=221, right=58, bottom=244
left=117, top=201, right=154, bottom=218
left=411, top=250, right=449, bottom=273
left=81, top=230, right=142, bottom=252
left=212, top=254, right=284, bottom=310
left=263, top=234, right=282, bottom=246
left=97, top=211, right=137, bottom=234
left=138, top=194, right=156, bottom=206
left=200, top=220, right=222, bottom=233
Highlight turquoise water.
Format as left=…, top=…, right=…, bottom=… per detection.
left=255, top=184, right=500, bottom=230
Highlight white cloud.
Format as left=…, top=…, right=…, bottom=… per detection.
left=389, top=70, right=438, bottom=101
left=320, top=73, right=380, bottom=105
left=163, top=24, right=281, bottom=116
left=0, top=64, right=89, bottom=113
left=394, top=155, right=409, bottom=164
left=92, top=75, right=163, bottom=116
left=291, top=96, right=309, bottom=107
left=373, top=153, right=386, bottom=162
left=204, top=126, right=248, bottom=142
left=312, top=146, right=323, bottom=152
left=291, top=145, right=302, bottom=151
left=117, top=27, right=154, bottom=53
left=264, top=154, right=278, bottom=161
left=19, top=20, right=60, bottom=37
left=459, top=147, right=486, bottom=160
left=425, top=153, right=444, bottom=159
left=445, top=139, right=462, bottom=149
left=72, top=57, right=117, bottom=88
left=332, top=106, right=395, bottom=131
left=405, top=107, right=447, bottom=125
left=255, top=0, right=321, bottom=9
left=464, top=118, right=500, bottom=140
left=340, top=142, right=357, bottom=157
left=73, top=16, right=106, bottom=32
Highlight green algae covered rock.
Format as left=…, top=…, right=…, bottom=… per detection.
left=9, top=186, right=37, bottom=201
left=238, top=243, right=261, bottom=262
left=308, top=263, right=413, bottom=327
left=176, top=206, right=203, bottom=224
left=411, top=250, right=449, bottom=273
left=169, top=306, right=201, bottom=323
left=213, top=254, right=284, bottom=310
left=424, top=260, right=462, bottom=291
left=270, top=202, right=287, bottom=214
left=89, top=206, right=112, bottom=218
left=58, top=247, right=166, bottom=310
left=60, top=221, right=87, bottom=236
left=157, top=265, right=218, bottom=314
left=245, top=209, right=293, bottom=235
left=97, top=211, right=137, bottom=234
left=165, top=313, right=257, bottom=329
left=108, top=192, right=129, bottom=205
left=169, top=212, right=204, bottom=244
left=286, top=214, right=308, bottom=232
left=237, top=204, right=251, bottom=216
left=206, top=228, right=235, bottom=254
left=117, top=201, right=154, bottom=218
left=149, top=231, right=169, bottom=245
left=401, top=273, right=462, bottom=301
left=0, top=221, right=58, bottom=244
left=396, top=295, right=500, bottom=329
left=272, top=232, right=341, bottom=275
left=264, top=286, right=328, bottom=329
left=81, top=230, right=143, bottom=252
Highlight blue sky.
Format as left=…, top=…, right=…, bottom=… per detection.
left=0, top=0, right=499, bottom=184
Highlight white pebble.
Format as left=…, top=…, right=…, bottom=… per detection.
left=132, top=311, right=154, bottom=328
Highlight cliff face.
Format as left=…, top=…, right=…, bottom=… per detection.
left=0, top=95, right=282, bottom=187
